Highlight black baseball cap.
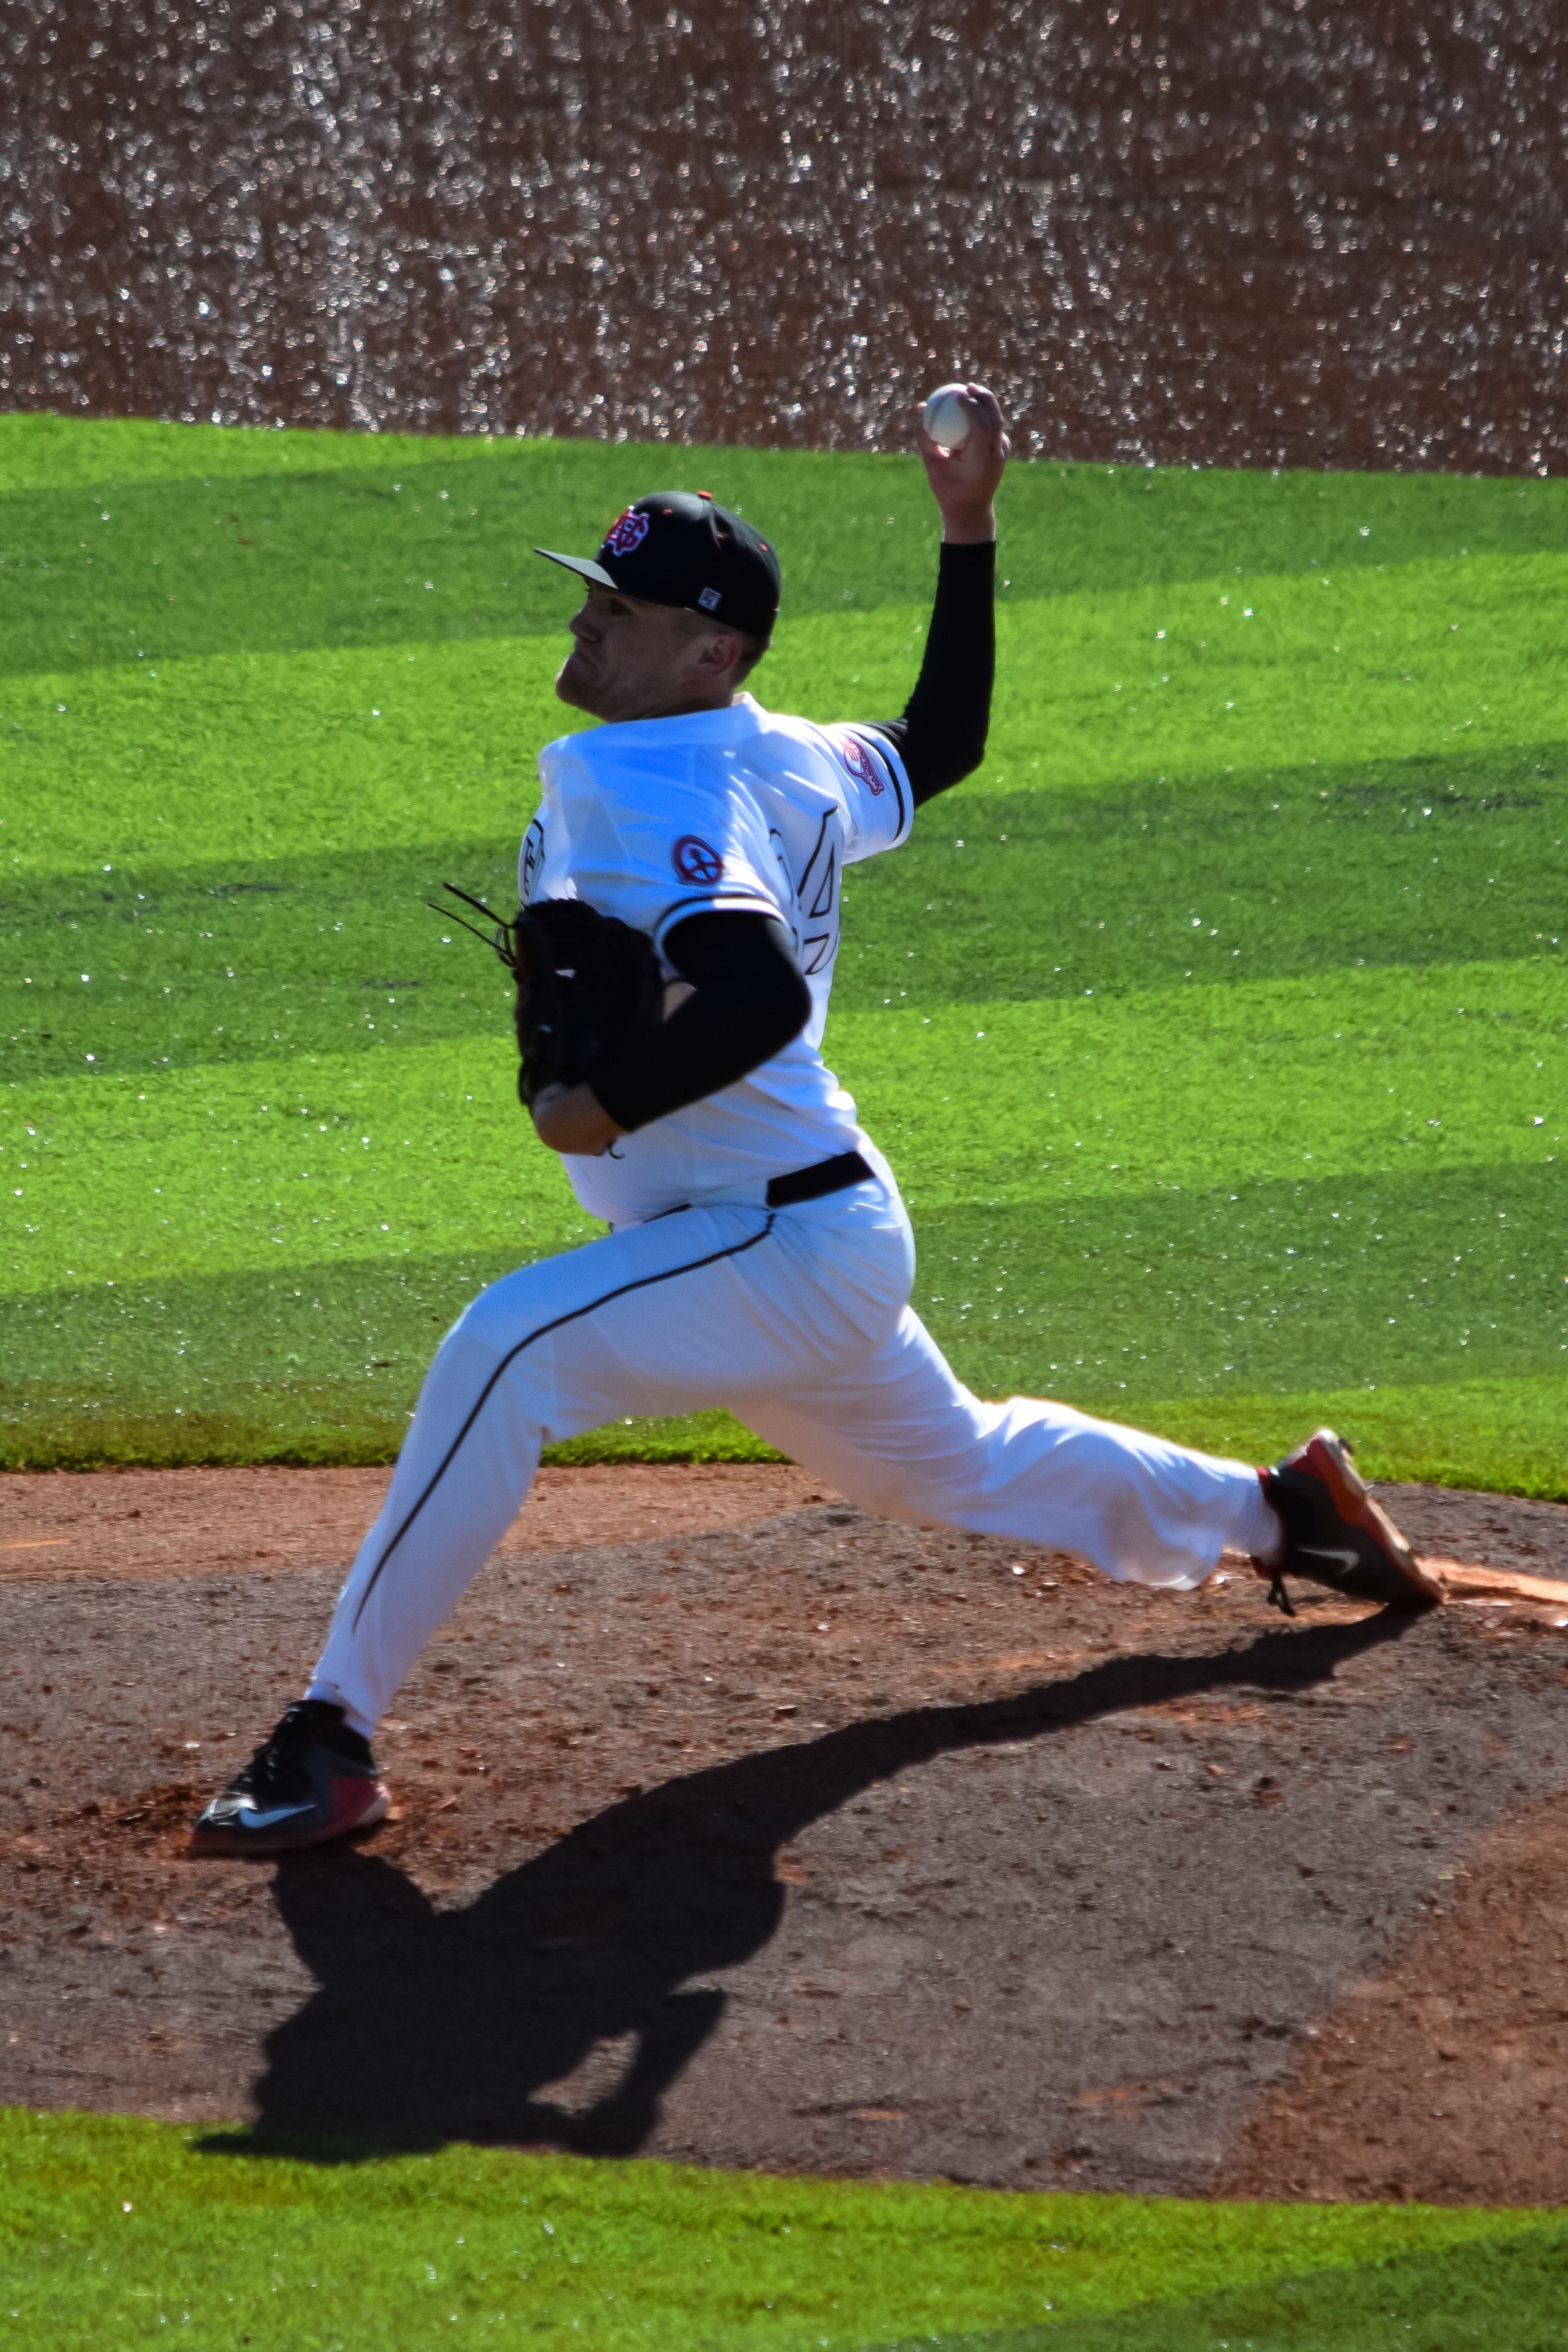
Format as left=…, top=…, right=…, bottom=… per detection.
left=535, top=491, right=780, bottom=642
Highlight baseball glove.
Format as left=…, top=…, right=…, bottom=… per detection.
left=435, top=885, right=666, bottom=1111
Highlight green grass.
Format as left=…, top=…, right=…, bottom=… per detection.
left=2, top=2109, right=1564, bottom=2349
left=3, top=415, right=1565, bottom=1487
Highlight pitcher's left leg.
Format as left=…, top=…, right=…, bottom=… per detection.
left=750, top=1310, right=1435, bottom=1609
left=746, top=1306, right=1276, bottom=1590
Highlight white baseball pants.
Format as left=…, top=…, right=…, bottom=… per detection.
left=309, top=1174, right=1277, bottom=1735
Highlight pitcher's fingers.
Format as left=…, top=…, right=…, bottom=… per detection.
left=960, top=384, right=1010, bottom=455
left=960, top=382, right=1006, bottom=436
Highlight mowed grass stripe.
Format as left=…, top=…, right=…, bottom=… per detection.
left=1087, top=1375, right=1568, bottom=1504
left=1, top=635, right=558, bottom=872
left=840, top=751, right=1568, bottom=1009
left=6, top=960, right=1560, bottom=1292
left=6, top=962, right=1565, bottom=1483
left=5, top=406, right=1566, bottom=681
left=0, top=2107, right=1557, bottom=2351
left=1, top=838, right=527, bottom=1083
left=987, top=548, right=1568, bottom=790
left=6, top=744, right=1564, bottom=1095
left=908, top=2221, right=1568, bottom=2348
left=6, top=554, right=1567, bottom=872
left=844, top=958, right=1567, bottom=1200
left=1, top=1036, right=588, bottom=1295
left=0, top=410, right=516, bottom=491
left=914, top=1168, right=1565, bottom=1451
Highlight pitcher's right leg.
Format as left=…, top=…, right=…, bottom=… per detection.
left=192, top=1205, right=789, bottom=1855
left=191, top=1188, right=914, bottom=1856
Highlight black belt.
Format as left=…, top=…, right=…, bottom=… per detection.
left=647, top=1149, right=877, bottom=1225
left=765, top=1150, right=875, bottom=1208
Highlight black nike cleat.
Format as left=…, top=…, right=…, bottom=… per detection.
left=1255, top=1427, right=1444, bottom=1618
left=190, top=1700, right=391, bottom=1855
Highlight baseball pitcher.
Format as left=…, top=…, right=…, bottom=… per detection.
left=194, top=387, right=1439, bottom=1853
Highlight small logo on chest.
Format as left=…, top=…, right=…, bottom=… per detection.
left=672, top=835, right=724, bottom=885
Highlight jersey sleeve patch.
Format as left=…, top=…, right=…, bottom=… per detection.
left=823, top=724, right=911, bottom=860
left=840, top=734, right=885, bottom=795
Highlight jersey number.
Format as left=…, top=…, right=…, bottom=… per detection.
left=794, top=813, right=838, bottom=977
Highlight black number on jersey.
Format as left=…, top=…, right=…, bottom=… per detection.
left=795, top=812, right=839, bottom=977
left=520, top=818, right=545, bottom=905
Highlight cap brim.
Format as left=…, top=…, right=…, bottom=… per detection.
left=533, top=547, right=618, bottom=589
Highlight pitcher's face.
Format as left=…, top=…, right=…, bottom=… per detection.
left=556, top=586, right=727, bottom=723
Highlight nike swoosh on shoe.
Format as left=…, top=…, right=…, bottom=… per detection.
left=228, top=1799, right=312, bottom=1830
left=1299, top=1546, right=1359, bottom=1572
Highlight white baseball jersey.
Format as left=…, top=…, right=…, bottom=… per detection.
left=518, top=691, right=913, bottom=1226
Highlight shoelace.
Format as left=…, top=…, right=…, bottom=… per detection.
left=228, top=1704, right=327, bottom=1800
left=1265, top=1569, right=1297, bottom=1618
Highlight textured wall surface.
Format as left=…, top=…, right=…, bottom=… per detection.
left=3, top=1, right=1564, bottom=467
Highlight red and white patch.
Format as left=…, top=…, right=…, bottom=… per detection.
left=840, top=733, right=884, bottom=795
left=603, top=507, right=650, bottom=557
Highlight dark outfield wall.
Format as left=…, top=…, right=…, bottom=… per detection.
left=3, top=0, right=1564, bottom=469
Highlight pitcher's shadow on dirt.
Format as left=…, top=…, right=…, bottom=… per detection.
left=211, top=1614, right=1411, bottom=2160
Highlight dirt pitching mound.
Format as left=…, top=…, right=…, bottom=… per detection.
left=3, top=1463, right=1567, bottom=2200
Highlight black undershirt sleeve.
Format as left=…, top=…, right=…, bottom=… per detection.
left=862, top=537, right=995, bottom=805
left=588, top=910, right=812, bottom=1135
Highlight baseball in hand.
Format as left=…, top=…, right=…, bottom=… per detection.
left=921, top=383, right=973, bottom=451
